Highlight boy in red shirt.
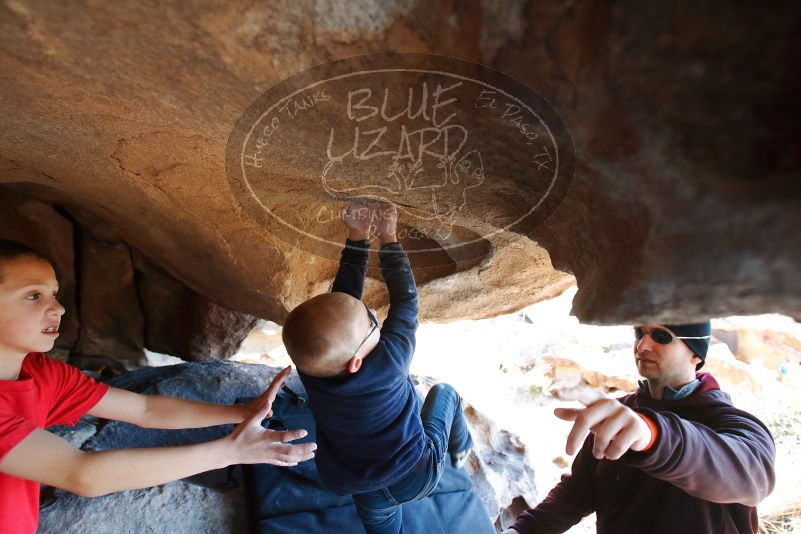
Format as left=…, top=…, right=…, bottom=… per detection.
left=0, top=240, right=317, bottom=534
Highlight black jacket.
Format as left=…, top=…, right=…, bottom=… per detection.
left=512, top=372, right=776, bottom=533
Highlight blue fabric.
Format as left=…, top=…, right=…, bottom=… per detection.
left=638, top=379, right=701, bottom=400
left=352, top=383, right=474, bottom=534
left=242, top=387, right=495, bottom=534
left=298, top=240, right=427, bottom=494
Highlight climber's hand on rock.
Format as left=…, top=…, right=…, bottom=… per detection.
left=553, top=386, right=652, bottom=460
left=340, top=201, right=372, bottom=241
left=368, top=201, right=398, bottom=244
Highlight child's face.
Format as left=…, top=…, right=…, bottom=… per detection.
left=0, top=256, right=65, bottom=357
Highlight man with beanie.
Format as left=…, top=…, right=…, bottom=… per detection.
left=503, top=322, right=776, bottom=534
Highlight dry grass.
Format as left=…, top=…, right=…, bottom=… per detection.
left=760, top=502, right=801, bottom=533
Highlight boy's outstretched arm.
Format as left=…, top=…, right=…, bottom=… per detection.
left=88, top=367, right=294, bottom=429
left=0, top=405, right=313, bottom=498
left=0, top=368, right=316, bottom=498
left=373, top=203, right=419, bottom=360
left=331, top=201, right=372, bottom=299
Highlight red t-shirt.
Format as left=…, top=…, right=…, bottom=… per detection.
left=0, top=353, right=109, bottom=534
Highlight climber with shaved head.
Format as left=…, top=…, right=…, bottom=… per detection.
left=282, top=200, right=473, bottom=534
left=0, top=239, right=317, bottom=534
left=502, top=322, right=776, bottom=534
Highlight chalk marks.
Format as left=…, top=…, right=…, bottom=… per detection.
left=226, top=54, right=574, bottom=264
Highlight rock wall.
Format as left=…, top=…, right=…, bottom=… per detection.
left=0, top=192, right=255, bottom=365
left=0, top=191, right=78, bottom=358
left=1, top=0, right=799, bottom=339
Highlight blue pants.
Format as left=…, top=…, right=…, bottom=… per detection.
left=352, top=383, right=473, bottom=534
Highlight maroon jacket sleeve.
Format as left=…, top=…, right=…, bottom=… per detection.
left=623, top=405, right=776, bottom=507
left=511, top=438, right=598, bottom=533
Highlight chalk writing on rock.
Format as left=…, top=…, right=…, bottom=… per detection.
left=226, top=54, right=574, bottom=266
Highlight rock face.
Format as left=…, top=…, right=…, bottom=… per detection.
left=713, top=319, right=801, bottom=371
left=75, top=231, right=146, bottom=366
left=41, top=481, right=247, bottom=534
left=133, top=252, right=260, bottom=361
left=413, top=377, right=537, bottom=521
left=3, top=1, right=798, bottom=331
left=543, top=355, right=638, bottom=393
left=40, top=362, right=535, bottom=533
left=0, top=194, right=257, bottom=364
left=0, top=192, right=78, bottom=359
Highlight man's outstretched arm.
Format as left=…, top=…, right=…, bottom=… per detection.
left=623, top=406, right=775, bottom=506
left=551, top=386, right=775, bottom=507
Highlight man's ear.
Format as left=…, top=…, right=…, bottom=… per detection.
left=691, top=354, right=702, bottom=368
left=347, top=356, right=363, bottom=374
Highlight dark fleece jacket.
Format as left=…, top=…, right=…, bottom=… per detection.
left=512, top=373, right=776, bottom=534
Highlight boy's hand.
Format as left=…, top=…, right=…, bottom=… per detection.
left=229, top=365, right=317, bottom=466
left=242, top=365, right=292, bottom=420
left=369, top=201, right=397, bottom=244
left=340, top=201, right=372, bottom=241
left=226, top=398, right=316, bottom=466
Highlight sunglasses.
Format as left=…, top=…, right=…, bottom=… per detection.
left=352, top=304, right=379, bottom=358
left=634, top=326, right=711, bottom=346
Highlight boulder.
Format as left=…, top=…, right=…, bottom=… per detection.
left=543, top=355, right=638, bottom=393
left=132, top=252, right=259, bottom=361
left=713, top=320, right=801, bottom=371
left=73, top=230, right=145, bottom=367
left=1, top=2, right=798, bottom=327
left=702, top=343, right=773, bottom=392
left=40, top=362, right=536, bottom=532
left=40, top=482, right=246, bottom=534
left=0, top=192, right=254, bottom=365
left=413, top=376, right=538, bottom=520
